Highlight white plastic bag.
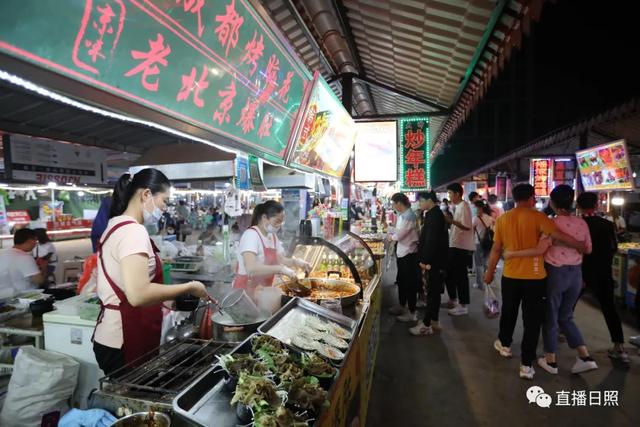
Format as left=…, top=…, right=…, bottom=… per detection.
left=483, top=262, right=503, bottom=318
left=0, top=346, right=80, bottom=427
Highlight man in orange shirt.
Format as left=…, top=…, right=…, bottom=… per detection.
left=484, top=184, right=587, bottom=380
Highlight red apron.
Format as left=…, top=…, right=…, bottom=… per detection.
left=233, top=226, right=279, bottom=291
left=93, top=220, right=163, bottom=365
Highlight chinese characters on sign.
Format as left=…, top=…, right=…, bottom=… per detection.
left=0, top=0, right=311, bottom=162
left=530, top=159, right=551, bottom=197
left=400, top=118, right=430, bottom=191
left=527, top=386, right=619, bottom=408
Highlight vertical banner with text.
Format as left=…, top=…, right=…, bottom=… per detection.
left=400, top=117, right=430, bottom=191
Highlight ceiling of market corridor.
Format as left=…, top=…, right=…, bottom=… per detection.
left=260, top=0, right=543, bottom=157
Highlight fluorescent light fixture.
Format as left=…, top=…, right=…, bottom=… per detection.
left=611, top=197, right=625, bottom=206
left=497, top=201, right=504, bottom=209
left=77, top=191, right=85, bottom=197
left=47, top=182, right=58, bottom=188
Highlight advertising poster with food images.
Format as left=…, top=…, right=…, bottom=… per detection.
left=576, top=140, right=633, bottom=191
left=287, top=74, right=357, bottom=177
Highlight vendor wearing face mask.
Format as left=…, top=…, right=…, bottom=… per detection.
left=93, top=169, right=209, bottom=375
left=233, top=200, right=310, bottom=296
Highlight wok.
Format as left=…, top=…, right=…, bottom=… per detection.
left=278, top=278, right=360, bottom=307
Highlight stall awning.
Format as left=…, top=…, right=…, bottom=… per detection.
left=132, top=143, right=236, bottom=166
left=260, top=0, right=547, bottom=156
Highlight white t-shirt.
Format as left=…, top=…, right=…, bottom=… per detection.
left=450, top=200, right=475, bottom=251
left=237, top=227, right=285, bottom=275
left=606, top=216, right=626, bottom=232
left=32, top=242, right=58, bottom=266
left=473, top=214, right=495, bottom=244
left=94, top=216, right=157, bottom=349
left=0, top=248, right=40, bottom=295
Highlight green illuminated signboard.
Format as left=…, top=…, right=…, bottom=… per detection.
left=0, top=0, right=310, bottom=162
left=399, top=117, right=430, bottom=191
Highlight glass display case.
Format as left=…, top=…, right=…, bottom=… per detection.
left=287, top=232, right=378, bottom=289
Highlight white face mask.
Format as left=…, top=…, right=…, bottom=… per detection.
left=143, top=196, right=163, bottom=226
left=266, top=223, right=280, bottom=234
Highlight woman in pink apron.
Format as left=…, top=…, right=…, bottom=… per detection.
left=93, top=169, right=209, bottom=374
left=233, top=201, right=310, bottom=296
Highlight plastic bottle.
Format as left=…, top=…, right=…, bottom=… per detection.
left=196, top=240, right=204, bottom=257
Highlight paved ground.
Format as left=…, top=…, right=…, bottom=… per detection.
left=366, top=267, right=640, bottom=427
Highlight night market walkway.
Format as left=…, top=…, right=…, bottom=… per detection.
left=366, top=267, right=640, bottom=427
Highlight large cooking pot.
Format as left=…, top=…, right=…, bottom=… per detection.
left=111, top=411, right=171, bottom=427
left=211, top=309, right=270, bottom=343
left=278, top=278, right=360, bottom=306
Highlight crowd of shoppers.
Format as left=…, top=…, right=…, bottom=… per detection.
left=388, top=182, right=634, bottom=380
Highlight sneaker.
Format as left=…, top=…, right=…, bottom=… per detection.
left=607, top=348, right=630, bottom=364
left=494, top=340, right=513, bottom=358
left=397, top=311, right=418, bottom=322
left=416, top=299, right=427, bottom=308
left=571, top=357, right=598, bottom=374
left=440, top=300, right=457, bottom=309
left=519, top=365, right=535, bottom=380
left=448, top=304, right=468, bottom=316
left=629, top=335, right=640, bottom=348
left=537, top=357, right=558, bottom=375
left=409, top=321, right=433, bottom=336
left=388, top=305, right=406, bottom=316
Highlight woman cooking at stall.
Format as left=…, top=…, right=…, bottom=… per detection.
left=233, top=200, right=310, bottom=297
left=93, top=169, right=210, bottom=375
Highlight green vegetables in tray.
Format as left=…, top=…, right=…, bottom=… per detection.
left=230, top=372, right=280, bottom=409
left=218, top=353, right=269, bottom=377
left=252, top=335, right=284, bottom=354
left=286, top=376, right=329, bottom=413
left=253, top=406, right=309, bottom=427
left=256, top=349, right=304, bottom=384
left=301, top=353, right=337, bottom=378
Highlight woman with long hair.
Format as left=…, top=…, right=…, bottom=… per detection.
left=233, top=200, right=310, bottom=296
left=93, top=169, right=209, bottom=374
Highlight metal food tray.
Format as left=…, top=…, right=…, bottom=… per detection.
left=173, top=333, right=331, bottom=426
left=258, top=297, right=358, bottom=361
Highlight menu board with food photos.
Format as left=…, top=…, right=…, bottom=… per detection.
left=576, top=140, right=633, bottom=191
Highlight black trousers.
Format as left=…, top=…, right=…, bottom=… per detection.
left=445, top=248, right=471, bottom=305
left=397, top=252, right=419, bottom=312
left=424, top=267, right=444, bottom=325
left=94, top=341, right=125, bottom=376
left=584, top=269, right=624, bottom=344
left=498, top=277, right=547, bottom=366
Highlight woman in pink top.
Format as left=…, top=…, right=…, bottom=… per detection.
left=505, top=185, right=596, bottom=376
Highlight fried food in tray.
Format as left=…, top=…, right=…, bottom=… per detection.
left=279, top=278, right=359, bottom=301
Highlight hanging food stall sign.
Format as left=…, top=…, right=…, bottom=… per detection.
left=530, top=158, right=551, bottom=197
left=0, top=0, right=310, bottom=163
left=248, top=154, right=267, bottom=191
left=235, top=155, right=250, bottom=190
left=399, top=117, right=430, bottom=191
left=6, top=135, right=107, bottom=185
left=287, top=72, right=357, bottom=178
left=353, top=121, right=397, bottom=182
